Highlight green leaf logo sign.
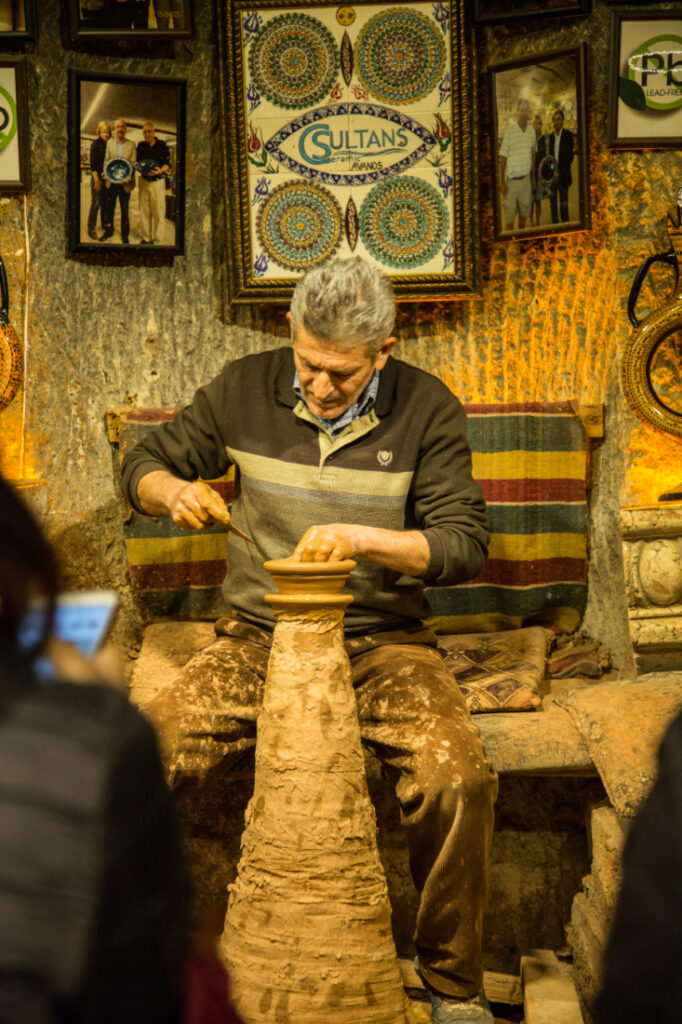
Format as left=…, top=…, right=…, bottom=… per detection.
left=0, top=85, right=17, bottom=153
left=626, top=33, right=682, bottom=112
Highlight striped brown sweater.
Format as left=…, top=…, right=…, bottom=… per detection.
left=121, top=347, right=488, bottom=634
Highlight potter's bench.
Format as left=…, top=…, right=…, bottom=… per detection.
left=108, top=400, right=606, bottom=778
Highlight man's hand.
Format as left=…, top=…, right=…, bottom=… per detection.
left=292, top=524, right=357, bottom=563
left=137, top=471, right=230, bottom=530
left=170, top=480, right=231, bottom=531
left=291, top=523, right=430, bottom=576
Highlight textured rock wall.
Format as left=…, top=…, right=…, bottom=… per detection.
left=0, top=1, right=679, bottom=666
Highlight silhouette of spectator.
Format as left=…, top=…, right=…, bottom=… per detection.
left=0, top=473, right=190, bottom=1022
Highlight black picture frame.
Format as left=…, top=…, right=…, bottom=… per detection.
left=0, top=57, right=31, bottom=191
left=68, top=0, right=192, bottom=41
left=474, top=0, right=590, bottom=24
left=608, top=8, right=682, bottom=149
left=488, top=44, right=591, bottom=242
left=68, top=70, right=186, bottom=254
left=216, top=0, right=480, bottom=309
left=0, top=0, right=37, bottom=41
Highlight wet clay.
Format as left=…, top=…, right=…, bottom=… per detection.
left=221, top=560, right=415, bottom=1023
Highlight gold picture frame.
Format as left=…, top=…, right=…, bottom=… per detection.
left=217, top=0, right=480, bottom=309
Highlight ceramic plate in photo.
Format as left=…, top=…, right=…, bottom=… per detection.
left=104, top=158, right=133, bottom=183
left=137, top=158, right=161, bottom=180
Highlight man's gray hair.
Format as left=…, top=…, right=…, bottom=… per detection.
left=289, top=258, right=396, bottom=357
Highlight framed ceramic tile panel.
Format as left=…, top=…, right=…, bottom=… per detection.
left=68, top=0, right=192, bottom=41
left=68, top=70, right=186, bottom=254
left=0, top=0, right=37, bottom=41
left=488, top=44, right=591, bottom=242
left=0, top=58, right=31, bottom=191
left=608, top=8, right=682, bottom=148
left=217, top=0, right=480, bottom=307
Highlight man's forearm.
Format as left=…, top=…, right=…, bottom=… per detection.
left=354, top=525, right=430, bottom=576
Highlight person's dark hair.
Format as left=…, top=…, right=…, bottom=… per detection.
left=0, top=474, right=59, bottom=654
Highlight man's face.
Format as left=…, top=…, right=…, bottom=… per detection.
left=142, top=124, right=155, bottom=144
left=553, top=111, right=564, bottom=133
left=115, top=120, right=126, bottom=141
left=290, top=321, right=394, bottom=420
left=517, top=101, right=530, bottom=128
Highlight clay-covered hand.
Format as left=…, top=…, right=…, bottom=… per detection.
left=292, top=524, right=356, bottom=563
left=170, top=480, right=231, bottom=531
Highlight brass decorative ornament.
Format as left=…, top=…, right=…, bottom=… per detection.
left=0, top=253, right=23, bottom=412
left=624, top=191, right=682, bottom=438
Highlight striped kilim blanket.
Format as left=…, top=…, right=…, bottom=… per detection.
left=115, top=408, right=234, bottom=620
left=426, top=402, right=589, bottom=634
left=114, top=402, right=590, bottom=631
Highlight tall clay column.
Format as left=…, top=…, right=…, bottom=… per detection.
left=221, top=559, right=415, bottom=1024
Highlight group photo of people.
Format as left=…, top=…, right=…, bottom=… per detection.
left=77, top=0, right=188, bottom=32
left=76, top=77, right=182, bottom=249
left=492, top=50, right=584, bottom=237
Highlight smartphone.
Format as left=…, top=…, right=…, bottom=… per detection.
left=18, top=590, right=119, bottom=659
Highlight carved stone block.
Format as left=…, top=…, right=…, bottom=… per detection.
left=619, top=503, right=682, bottom=671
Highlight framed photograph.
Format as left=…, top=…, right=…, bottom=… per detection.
left=0, top=0, right=37, bottom=41
left=488, top=44, right=591, bottom=242
left=68, top=0, right=192, bottom=41
left=474, top=0, right=590, bottom=24
left=0, top=58, right=31, bottom=192
left=68, top=71, right=186, bottom=254
left=608, top=9, right=682, bottom=148
left=217, top=0, right=480, bottom=308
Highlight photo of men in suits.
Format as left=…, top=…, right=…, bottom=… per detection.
left=547, top=107, right=574, bottom=225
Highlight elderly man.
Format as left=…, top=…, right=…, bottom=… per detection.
left=136, top=122, right=171, bottom=245
left=121, top=258, right=497, bottom=1024
left=498, top=98, right=536, bottom=232
left=101, top=118, right=136, bottom=244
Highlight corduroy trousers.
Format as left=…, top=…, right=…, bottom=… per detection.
left=145, top=617, right=498, bottom=999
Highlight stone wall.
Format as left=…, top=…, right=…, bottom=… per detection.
left=1, top=1, right=680, bottom=667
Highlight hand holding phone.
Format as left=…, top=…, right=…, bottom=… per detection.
left=19, top=590, right=120, bottom=682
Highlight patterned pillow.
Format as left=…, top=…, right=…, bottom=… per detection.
left=437, top=626, right=552, bottom=713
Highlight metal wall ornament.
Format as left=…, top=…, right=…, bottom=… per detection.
left=0, top=253, right=23, bottom=412
left=488, top=45, right=591, bottom=242
left=217, top=0, right=480, bottom=309
left=624, top=190, right=682, bottom=439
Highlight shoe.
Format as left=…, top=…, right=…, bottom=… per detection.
left=99, top=230, right=113, bottom=241
left=414, top=959, right=493, bottom=1023
left=140, top=239, right=153, bottom=244
left=122, top=238, right=129, bottom=244
left=87, top=230, right=97, bottom=239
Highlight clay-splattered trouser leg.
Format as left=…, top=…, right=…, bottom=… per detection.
left=349, top=636, right=499, bottom=1002
left=142, top=619, right=272, bottom=783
